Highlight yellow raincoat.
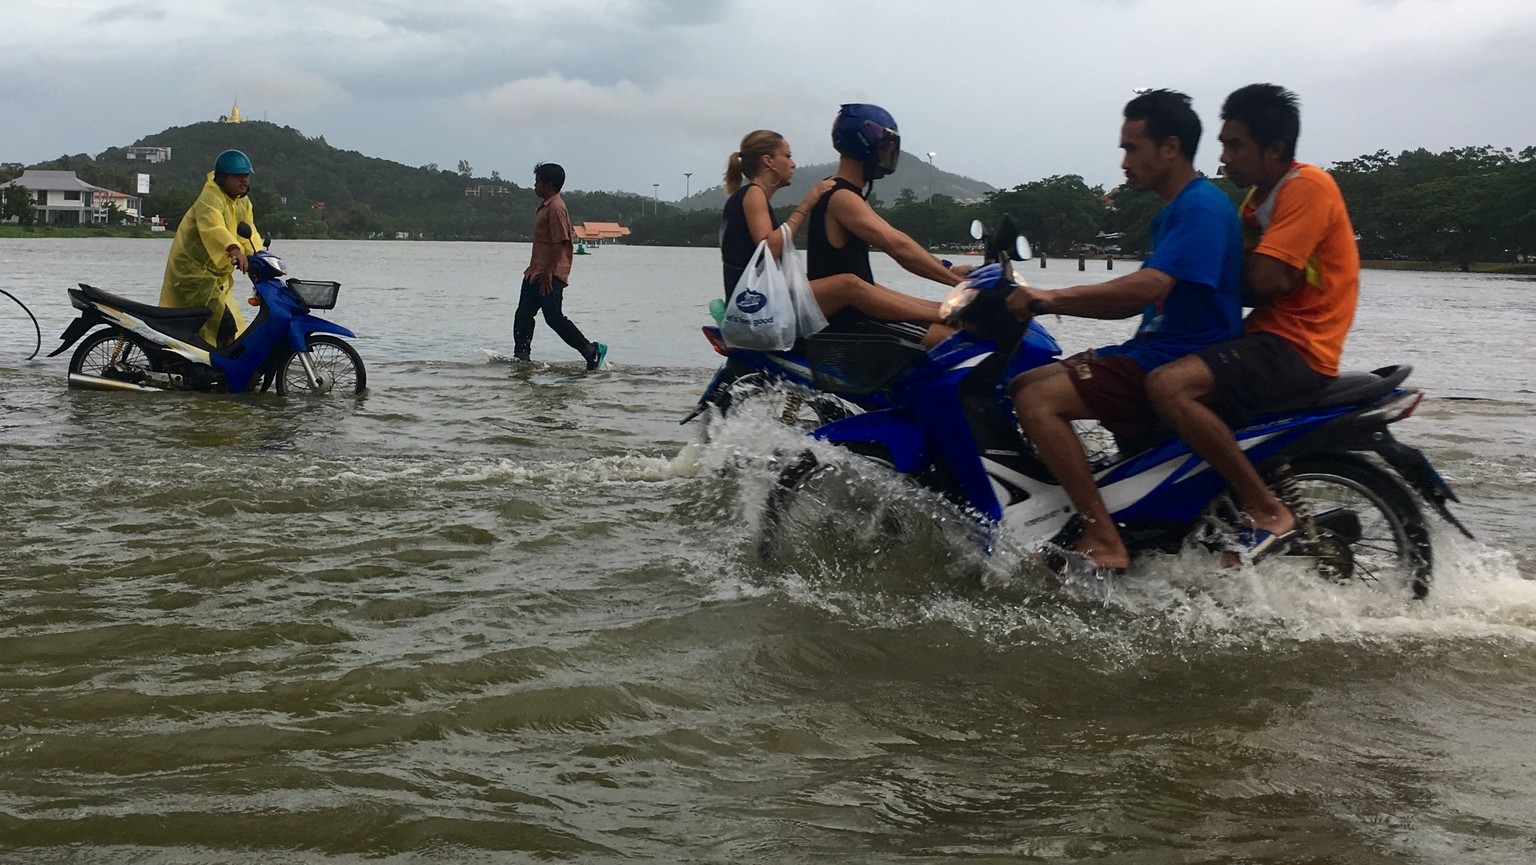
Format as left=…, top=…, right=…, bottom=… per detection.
left=159, top=172, right=263, bottom=345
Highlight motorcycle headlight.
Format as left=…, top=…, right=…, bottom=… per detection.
left=939, top=283, right=978, bottom=322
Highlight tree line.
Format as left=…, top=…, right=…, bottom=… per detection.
left=535, top=146, right=1536, bottom=271
left=3, top=121, right=1531, bottom=269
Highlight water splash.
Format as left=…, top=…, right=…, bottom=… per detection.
left=695, top=411, right=1536, bottom=661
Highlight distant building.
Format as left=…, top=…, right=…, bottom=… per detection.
left=219, top=100, right=244, bottom=123
left=0, top=170, right=143, bottom=225
left=573, top=222, right=631, bottom=245
left=464, top=184, right=512, bottom=198
left=125, top=146, right=171, bottom=163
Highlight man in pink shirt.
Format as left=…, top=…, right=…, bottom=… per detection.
left=514, top=162, right=606, bottom=369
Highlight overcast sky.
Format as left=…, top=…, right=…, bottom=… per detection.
left=4, top=0, right=1534, bottom=198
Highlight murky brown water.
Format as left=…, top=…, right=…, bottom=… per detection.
left=2, top=239, right=1533, bottom=863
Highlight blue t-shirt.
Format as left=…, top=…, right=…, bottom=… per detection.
left=1099, top=176, right=1243, bottom=371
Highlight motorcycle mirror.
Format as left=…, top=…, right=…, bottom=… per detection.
left=969, top=219, right=985, bottom=241
left=994, top=214, right=1019, bottom=248
left=237, top=222, right=252, bottom=239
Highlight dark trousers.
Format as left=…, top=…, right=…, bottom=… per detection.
left=513, top=275, right=592, bottom=359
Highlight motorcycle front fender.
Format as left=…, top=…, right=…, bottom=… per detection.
left=286, top=315, right=356, bottom=351
left=812, top=409, right=928, bottom=474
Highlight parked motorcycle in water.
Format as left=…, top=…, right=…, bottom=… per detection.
left=689, top=217, right=1472, bottom=598
left=49, top=226, right=366, bottom=396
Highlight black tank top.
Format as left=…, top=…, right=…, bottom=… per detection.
left=807, top=178, right=873, bottom=283
left=720, top=185, right=779, bottom=298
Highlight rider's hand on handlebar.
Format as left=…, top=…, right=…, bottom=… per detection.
left=949, top=263, right=974, bottom=278
left=1006, top=285, right=1051, bottom=319
left=228, top=245, right=249, bottom=274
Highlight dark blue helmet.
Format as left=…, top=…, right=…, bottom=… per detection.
left=214, top=149, right=254, bottom=175
left=832, top=104, right=900, bottom=179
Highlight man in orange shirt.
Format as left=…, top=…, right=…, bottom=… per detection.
left=1145, top=83, right=1359, bottom=557
left=515, top=162, right=607, bottom=369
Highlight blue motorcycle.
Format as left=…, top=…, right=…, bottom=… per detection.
left=696, top=217, right=1472, bottom=598
left=50, top=228, right=365, bottom=396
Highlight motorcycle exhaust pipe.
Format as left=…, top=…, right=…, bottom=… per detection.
left=67, top=372, right=164, bottom=393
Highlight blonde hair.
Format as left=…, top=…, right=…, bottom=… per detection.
left=723, top=130, right=785, bottom=195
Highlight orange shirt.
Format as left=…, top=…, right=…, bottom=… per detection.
left=525, top=193, right=573, bottom=282
left=1241, top=163, right=1359, bottom=376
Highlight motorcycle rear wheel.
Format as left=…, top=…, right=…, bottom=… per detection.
left=68, top=327, right=164, bottom=385
left=1279, top=454, right=1433, bottom=598
left=275, top=335, right=366, bottom=396
left=712, top=371, right=856, bottom=433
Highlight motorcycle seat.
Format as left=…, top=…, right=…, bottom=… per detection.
left=1108, top=364, right=1418, bottom=462
left=1256, top=364, right=1414, bottom=415
left=78, top=284, right=214, bottom=348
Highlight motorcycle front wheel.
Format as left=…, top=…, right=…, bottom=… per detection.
left=275, top=335, right=367, bottom=396
left=1278, top=454, right=1433, bottom=598
left=68, top=327, right=165, bottom=385
left=758, top=441, right=901, bottom=560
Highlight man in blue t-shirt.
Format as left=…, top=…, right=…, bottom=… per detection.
left=1004, top=89, right=1243, bottom=573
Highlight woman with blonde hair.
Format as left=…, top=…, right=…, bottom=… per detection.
left=720, top=130, right=950, bottom=341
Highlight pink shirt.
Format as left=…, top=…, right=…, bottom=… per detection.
left=524, top=193, right=573, bottom=282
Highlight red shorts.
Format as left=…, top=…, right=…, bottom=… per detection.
left=1060, top=349, right=1161, bottom=446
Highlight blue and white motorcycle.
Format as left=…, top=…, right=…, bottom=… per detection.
left=50, top=226, right=366, bottom=396
left=692, top=217, right=1472, bottom=598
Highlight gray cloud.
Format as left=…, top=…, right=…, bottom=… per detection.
left=2, top=0, right=1534, bottom=196
left=87, top=2, right=167, bottom=24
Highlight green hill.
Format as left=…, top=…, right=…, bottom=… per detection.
left=675, top=152, right=996, bottom=212
left=13, top=120, right=659, bottom=241
left=5, top=122, right=997, bottom=243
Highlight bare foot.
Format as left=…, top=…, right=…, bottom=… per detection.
left=1243, top=505, right=1296, bottom=539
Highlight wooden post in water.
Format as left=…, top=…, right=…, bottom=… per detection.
left=1078, top=254, right=1086, bottom=271
left=1106, top=255, right=1114, bottom=271
left=1040, top=254, right=1047, bottom=269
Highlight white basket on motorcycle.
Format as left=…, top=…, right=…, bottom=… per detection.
left=803, top=333, right=927, bottom=395
left=285, top=279, right=341, bottom=310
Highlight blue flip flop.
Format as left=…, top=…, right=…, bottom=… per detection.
left=1230, top=526, right=1295, bottom=562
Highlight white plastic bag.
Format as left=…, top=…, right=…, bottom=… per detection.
left=722, top=239, right=797, bottom=350
left=779, top=224, right=828, bottom=338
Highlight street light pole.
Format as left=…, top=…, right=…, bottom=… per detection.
left=652, top=183, right=659, bottom=214
left=926, top=151, right=936, bottom=201
left=684, top=172, right=692, bottom=199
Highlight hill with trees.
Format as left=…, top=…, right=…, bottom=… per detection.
left=674, top=152, right=996, bottom=213
left=2, top=121, right=1531, bottom=270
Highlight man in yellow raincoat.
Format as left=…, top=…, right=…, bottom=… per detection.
left=159, top=149, right=263, bottom=346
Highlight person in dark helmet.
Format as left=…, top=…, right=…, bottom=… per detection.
left=159, top=149, right=262, bottom=347
left=719, top=128, right=943, bottom=328
left=805, top=103, right=966, bottom=346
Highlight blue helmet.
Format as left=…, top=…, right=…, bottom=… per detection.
left=214, top=149, right=254, bottom=176
left=832, top=104, right=901, bottom=179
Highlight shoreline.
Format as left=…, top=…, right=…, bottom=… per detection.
left=4, top=227, right=1533, bottom=277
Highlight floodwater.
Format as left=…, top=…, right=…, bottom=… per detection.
left=1, top=237, right=1534, bottom=864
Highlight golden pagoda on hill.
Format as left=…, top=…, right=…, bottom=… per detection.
left=219, top=101, right=244, bottom=123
